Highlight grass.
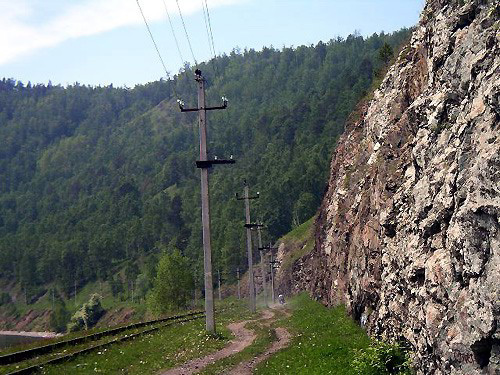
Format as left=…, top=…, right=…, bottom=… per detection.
left=4, top=294, right=377, bottom=374
left=281, top=216, right=315, bottom=243
left=280, top=216, right=315, bottom=270
left=28, top=299, right=253, bottom=375
left=255, top=293, right=370, bottom=375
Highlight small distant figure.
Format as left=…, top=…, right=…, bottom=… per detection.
left=278, top=294, right=285, bottom=305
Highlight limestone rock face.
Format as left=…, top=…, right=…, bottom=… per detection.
left=289, top=1, right=500, bottom=373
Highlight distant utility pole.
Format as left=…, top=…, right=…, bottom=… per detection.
left=236, top=267, right=241, bottom=299
left=193, top=268, right=198, bottom=308
left=256, top=224, right=268, bottom=307
left=236, top=181, right=262, bottom=313
left=74, top=279, right=77, bottom=307
left=268, top=244, right=280, bottom=304
left=218, top=269, right=222, bottom=301
left=178, top=69, right=233, bottom=334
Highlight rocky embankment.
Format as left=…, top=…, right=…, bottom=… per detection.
left=284, top=0, right=499, bottom=374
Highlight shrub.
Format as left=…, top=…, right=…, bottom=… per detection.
left=67, top=294, right=105, bottom=332
left=50, top=301, right=71, bottom=333
left=0, top=292, right=11, bottom=305
left=352, top=339, right=413, bottom=375
left=147, top=249, right=193, bottom=315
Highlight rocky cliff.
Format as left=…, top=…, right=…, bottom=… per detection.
left=283, top=0, right=499, bottom=374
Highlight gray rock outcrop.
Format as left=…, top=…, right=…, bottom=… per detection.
left=286, top=0, right=499, bottom=373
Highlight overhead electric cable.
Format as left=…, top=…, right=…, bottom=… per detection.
left=135, top=0, right=179, bottom=98
left=201, top=0, right=214, bottom=57
left=175, top=0, right=198, bottom=66
left=162, top=0, right=185, bottom=67
left=203, top=0, right=217, bottom=62
left=200, top=0, right=219, bottom=77
left=135, top=0, right=170, bottom=78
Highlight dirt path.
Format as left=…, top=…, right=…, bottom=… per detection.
left=159, top=312, right=269, bottom=375
left=158, top=308, right=290, bottom=375
left=226, top=307, right=291, bottom=375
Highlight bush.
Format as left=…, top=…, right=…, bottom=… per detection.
left=147, top=249, right=193, bottom=315
left=67, top=294, right=105, bottom=332
left=0, top=292, right=11, bottom=305
left=110, top=277, right=124, bottom=297
left=352, top=339, right=413, bottom=375
left=50, top=301, right=71, bottom=333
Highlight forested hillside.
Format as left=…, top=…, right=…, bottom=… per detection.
left=0, top=29, right=410, bottom=300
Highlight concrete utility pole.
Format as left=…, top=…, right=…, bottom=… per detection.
left=236, top=267, right=241, bottom=299
left=236, top=182, right=261, bottom=313
left=193, top=268, right=198, bottom=308
left=178, top=69, right=232, bottom=334
left=268, top=244, right=280, bottom=304
left=260, top=243, right=278, bottom=304
left=257, top=225, right=268, bottom=307
left=218, top=269, right=222, bottom=301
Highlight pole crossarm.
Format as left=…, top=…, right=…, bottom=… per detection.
left=196, top=159, right=235, bottom=169
left=244, top=223, right=264, bottom=228
left=236, top=194, right=259, bottom=200
left=258, top=246, right=278, bottom=251
left=180, top=104, right=228, bottom=112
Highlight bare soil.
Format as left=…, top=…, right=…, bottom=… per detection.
left=158, top=307, right=291, bottom=375
left=227, top=306, right=291, bottom=375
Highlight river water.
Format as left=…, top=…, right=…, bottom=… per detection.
left=0, top=333, right=48, bottom=350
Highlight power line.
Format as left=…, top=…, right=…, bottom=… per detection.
left=201, top=0, right=219, bottom=77
left=203, top=0, right=217, bottom=61
left=135, top=0, right=179, bottom=99
left=162, top=0, right=185, bottom=67
left=201, top=0, right=214, bottom=58
left=135, top=0, right=171, bottom=79
left=175, top=0, right=198, bottom=66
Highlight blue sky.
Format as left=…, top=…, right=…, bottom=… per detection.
left=0, top=0, right=425, bottom=87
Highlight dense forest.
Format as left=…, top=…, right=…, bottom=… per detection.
left=0, top=29, right=410, bottom=301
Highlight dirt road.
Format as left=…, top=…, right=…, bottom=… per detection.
left=158, top=308, right=290, bottom=375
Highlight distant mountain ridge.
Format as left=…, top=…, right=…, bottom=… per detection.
left=0, top=29, right=410, bottom=303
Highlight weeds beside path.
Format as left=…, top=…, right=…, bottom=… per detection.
left=255, top=293, right=370, bottom=375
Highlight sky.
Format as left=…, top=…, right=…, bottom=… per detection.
left=0, top=0, right=425, bottom=87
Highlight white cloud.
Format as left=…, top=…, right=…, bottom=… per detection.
left=0, top=0, right=243, bottom=65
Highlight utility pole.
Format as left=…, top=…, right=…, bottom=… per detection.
left=268, top=244, right=280, bottom=304
left=178, top=69, right=233, bottom=334
left=236, top=182, right=261, bottom=313
left=236, top=267, right=241, bottom=299
left=256, top=224, right=268, bottom=306
left=131, top=280, right=135, bottom=303
left=218, top=269, right=222, bottom=301
left=74, top=279, right=77, bottom=307
left=193, top=268, right=198, bottom=309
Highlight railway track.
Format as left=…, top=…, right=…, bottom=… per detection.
left=0, top=310, right=205, bottom=375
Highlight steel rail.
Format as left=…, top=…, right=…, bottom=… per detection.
left=5, top=314, right=205, bottom=375
left=0, top=310, right=204, bottom=366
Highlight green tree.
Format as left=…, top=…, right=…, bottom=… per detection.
left=148, top=249, right=193, bottom=314
left=379, top=42, right=394, bottom=65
